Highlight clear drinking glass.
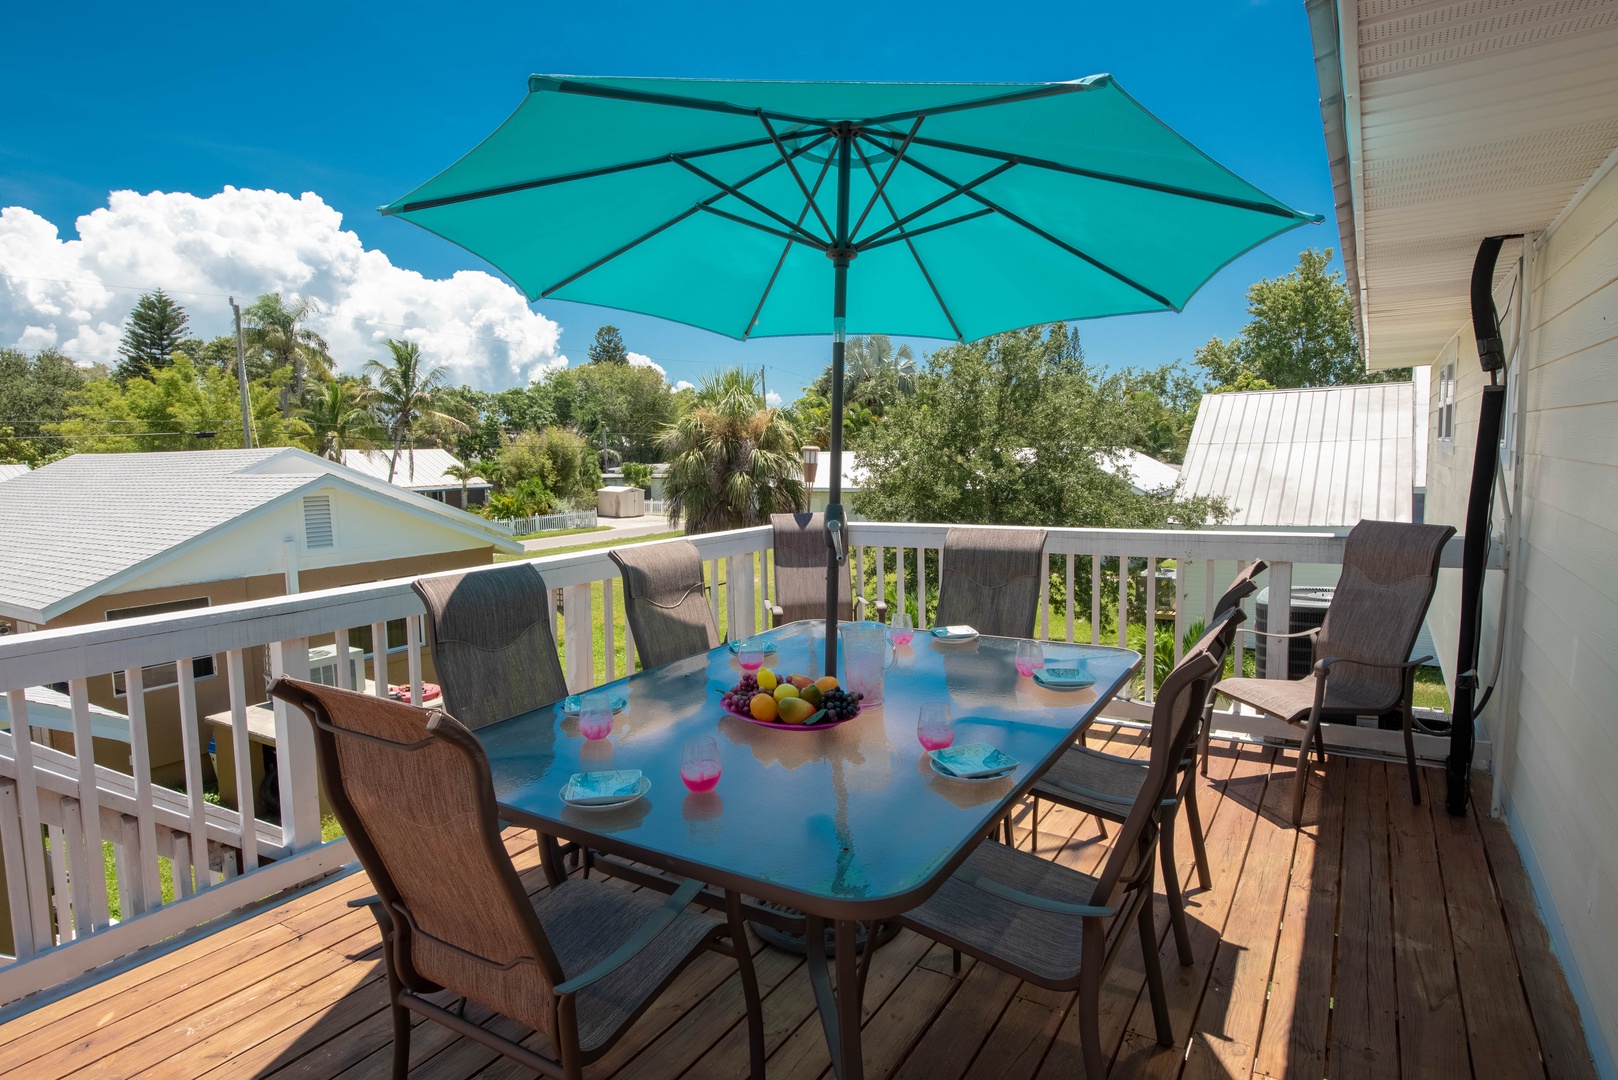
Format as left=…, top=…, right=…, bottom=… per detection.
left=889, top=612, right=915, bottom=647
left=681, top=736, right=722, bottom=793
left=917, top=702, right=954, bottom=751
left=1015, top=639, right=1046, bottom=677
left=737, top=637, right=767, bottom=673
left=578, top=690, right=614, bottom=741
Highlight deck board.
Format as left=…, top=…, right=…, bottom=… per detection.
left=0, top=748, right=1598, bottom=1079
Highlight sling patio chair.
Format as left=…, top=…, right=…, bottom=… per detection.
left=1025, top=604, right=1246, bottom=967
left=932, top=526, right=1049, bottom=638
left=883, top=641, right=1224, bottom=1079
left=768, top=512, right=885, bottom=626
left=611, top=539, right=721, bottom=669
left=413, top=563, right=582, bottom=884
left=269, top=677, right=766, bottom=1080
left=1213, top=519, right=1455, bottom=826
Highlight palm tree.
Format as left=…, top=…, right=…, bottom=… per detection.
left=244, top=293, right=332, bottom=416
left=442, top=461, right=482, bottom=507
left=298, top=379, right=378, bottom=460
left=661, top=368, right=806, bottom=534
left=364, top=339, right=468, bottom=482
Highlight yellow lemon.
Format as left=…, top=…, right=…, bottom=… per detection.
left=773, top=683, right=800, bottom=701
left=756, top=668, right=778, bottom=691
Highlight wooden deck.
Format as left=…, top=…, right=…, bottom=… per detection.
left=0, top=726, right=1598, bottom=1080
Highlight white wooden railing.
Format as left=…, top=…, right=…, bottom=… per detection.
left=0, top=522, right=1478, bottom=1004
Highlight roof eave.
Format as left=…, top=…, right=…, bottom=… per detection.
left=1306, top=0, right=1371, bottom=367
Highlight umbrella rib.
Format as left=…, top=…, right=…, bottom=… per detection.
left=670, top=156, right=827, bottom=246
left=854, top=80, right=1093, bottom=127
left=758, top=113, right=835, bottom=242
left=698, top=205, right=826, bottom=249
left=854, top=159, right=1014, bottom=248
left=386, top=133, right=795, bottom=215
left=849, top=117, right=925, bottom=241
left=871, top=136, right=1177, bottom=310
left=854, top=142, right=964, bottom=341
left=541, top=76, right=830, bottom=127
left=744, top=150, right=837, bottom=339
left=538, top=133, right=834, bottom=298
left=871, top=131, right=1308, bottom=220
left=858, top=207, right=995, bottom=250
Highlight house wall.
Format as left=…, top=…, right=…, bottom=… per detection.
left=41, top=547, right=490, bottom=786
left=1421, top=161, right=1618, bottom=1074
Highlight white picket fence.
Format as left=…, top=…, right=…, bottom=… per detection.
left=493, top=508, right=598, bottom=535
left=0, top=522, right=1480, bottom=1004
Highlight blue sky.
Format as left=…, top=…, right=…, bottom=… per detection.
left=1, top=0, right=1339, bottom=398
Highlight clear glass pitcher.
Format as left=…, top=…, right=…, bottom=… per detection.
left=839, top=621, right=895, bottom=706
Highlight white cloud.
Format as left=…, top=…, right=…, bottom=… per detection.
left=626, top=351, right=666, bottom=377
left=766, top=390, right=783, bottom=407
left=675, top=380, right=695, bottom=391
left=0, top=188, right=565, bottom=389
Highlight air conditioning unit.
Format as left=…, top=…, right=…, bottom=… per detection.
left=308, top=644, right=367, bottom=689
left=1253, top=587, right=1333, bottom=680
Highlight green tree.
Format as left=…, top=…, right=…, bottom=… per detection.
left=0, top=348, right=93, bottom=463
left=1118, top=362, right=1204, bottom=464
left=1195, top=249, right=1409, bottom=389
left=244, top=293, right=332, bottom=415
left=852, top=326, right=1225, bottom=529
left=807, top=334, right=917, bottom=415
left=363, top=340, right=466, bottom=483
left=541, top=362, right=676, bottom=462
left=115, top=290, right=190, bottom=383
left=298, top=378, right=378, bottom=460
left=52, top=358, right=305, bottom=451
left=622, top=461, right=653, bottom=491
left=442, top=460, right=483, bottom=504
left=172, top=334, right=259, bottom=378
left=494, top=427, right=597, bottom=502
left=587, top=324, right=630, bottom=365
left=661, top=368, right=806, bottom=534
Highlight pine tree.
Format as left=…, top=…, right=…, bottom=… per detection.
left=115, top=290, right=190, bottom=383
left=587, top=324, right=630, bottom=365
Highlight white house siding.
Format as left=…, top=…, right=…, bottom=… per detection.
left=1424, top=162, right=1618, bottom=1071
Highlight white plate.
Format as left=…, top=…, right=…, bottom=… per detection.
left=1033, top=668, right=1096, bottom=690
left=729, top=639, right=778, bottom=655
left=561, top=775, right=651, bottom=809
left=560, top=694, right=629, bottom=716
left=928, top=757, right=1014, bottom=782
left=929, top=625, right=980, bottom=644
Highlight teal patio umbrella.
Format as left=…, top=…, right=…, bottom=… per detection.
left=383, top=75, right=1319, bottom=672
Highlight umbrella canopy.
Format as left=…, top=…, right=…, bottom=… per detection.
left=383, top=75, right=1319, bottom=672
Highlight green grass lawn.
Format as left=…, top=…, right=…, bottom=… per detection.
left=510, top=525, right=613, bottom=542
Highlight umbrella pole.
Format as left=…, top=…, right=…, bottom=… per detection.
left=824, top=125, right=853, bottom=677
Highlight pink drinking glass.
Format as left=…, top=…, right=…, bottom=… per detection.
left=1015, top=639, right=1046, bottom=678
left=889, top=613, right=915, bottom=647
left=737, top=638, right=767, bottom=673
left=681, top=737, right=722, bottom=793
left=578, top=690, right=614, bottom=741
left=917, top=703, right=954, bottom=751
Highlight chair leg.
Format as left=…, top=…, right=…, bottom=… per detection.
left=1079, top=930, right=1107, bottom=1078
left=1030, top=797, right=1039, bottom=852
left=1138, top=895, right=1174, bottom=1046
left=1292, top=713, right=1323, bottom=827
left=1160, top=805, right=1193, bottom=966
left=1183, top=772, right=1212, bottom=891
left=727, top=892, right=767, bottom=1080
left=386, top=977, right=410, bottom=1080
left=1095, top=814, right=1109, bottom=840
left=1402, top=703, right=1422, bottom=806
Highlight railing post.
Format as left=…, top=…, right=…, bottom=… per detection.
left=1265, top=561, right=1293, bottom=680
left=68, top=678, right=110, bottom=928
left=4, top=689, right=52, bottom=951
left=563, top=583, right=593, bottom=691
left=269, top=638, right=322, bottom=852
left=0, top=778, right=34, bottom=959
left=122, top=668, right=164, bottom=912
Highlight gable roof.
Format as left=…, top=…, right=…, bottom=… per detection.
left=0, top=448, right=519, bottom=623
left=1095, top=448, right=1180, bottom=495
left=0, top=463, right=31, bottom=483
left=1179, top=384, right=1415, bottom=528
left=338, top=448, right=489, bottom=490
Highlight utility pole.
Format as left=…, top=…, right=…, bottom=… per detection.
left=599, top=421, right=608, bottom=471
left=230, top=297, right=254, bottom=448
left=760, top=365, right=768, bottom=409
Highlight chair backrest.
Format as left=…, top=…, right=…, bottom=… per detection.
left=1088, top=626, right=1227, bottom=910
left=611, top=539, right=721, bottom=669
left=771, top=513, right=853, bottom=624
left=1316, top=519, right=1455, bottom=710
left=413, top=564, right=567, bottom=729
left=933, top=527, right=1048, bottom=637
left=1212, top=560, right=1266, bottom=622
left=269, top=677, right=563, bottom=1036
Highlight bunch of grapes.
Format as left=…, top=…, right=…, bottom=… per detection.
left=817, top=688, right=862, bottom=723
left=721, top=674, right=760, bottom=712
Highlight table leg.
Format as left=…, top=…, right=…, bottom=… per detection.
left=804, top=915, right=866, bottom=1080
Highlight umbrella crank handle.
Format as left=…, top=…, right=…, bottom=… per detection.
left=826, top=518, right=847, bottom=566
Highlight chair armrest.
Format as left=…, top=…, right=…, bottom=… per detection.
left=555, top=877, right=705, bottom=996
left=1040, top=776, right=1135, bottom=809
left=1315, top=655, right=1433, bottom=675
left=1248, top=627, right=1322, bottom=641
left=955, top=866, right=1118, bottom=917
left=348, top=894, right=392, bottom=935
left=769, top=604, right=785, bottom=618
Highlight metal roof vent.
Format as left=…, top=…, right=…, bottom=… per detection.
left=303, top=495, right=334, bottom=549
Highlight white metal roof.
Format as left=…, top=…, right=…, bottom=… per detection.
left=0, top=463, right=31, bottom=483
left=1179, top=383, right=1415, bottom=527
left=1095, top=449, right=1181, bottom=494
left=338, top=448, right=488, bottom=490
left=0, top=448, right=519, bottom=622
left=1310, top=0, right=1618, bottom=369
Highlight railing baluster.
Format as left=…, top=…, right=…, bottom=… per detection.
left=225, top=651, right=257, bottom=874
left=1145, top=557, right=1158, bottom=701
left=170, top=825, right=193, bottom=900
left=406, top=615, right=423, bottom=705
left=1265, top=561, right=1293, bottom=681
left=47, top=819, right=73, bottom=941
left=563, top=583, right=592, bottom=692
left=369, top=621, right=389, bottom=698
left=68, top=678, right=110, bottom=926
left=1090, top=553, right=1102, bottom=646
left=875, top=546, right=885, bottom=616
left=5, top=689, right=52, bottom=950
left=1038, top=552, right=1049, bottom=641
left=1174, top=555, right=1189, bottom=663
left=61, top=800, right=91, bottom=938
left=1116, top=556, right=1128, bottom=650
left=122, top=667, right=164, bottom=911
left=174, top=662, right=211, bottom=892
left=1204, top=560, right=1218, bottom=634
left=1231, top=560, right=1247, bottom=678
left=1064, top=553, right=1075, bottom=643
left=896, top=548, right=907, bottom=622
left=335, top=629, right=356, bottom=690
left=854, top=545, right=866, bottom=619
left=113, top=815, right=137, bottom=919
left=268, top=638, right=320, bottom=851
left=917, top=548, right=929, bottom=628
left=0, top=778, right=35, bottom=957
left=603, top=578, right=618, bottom=683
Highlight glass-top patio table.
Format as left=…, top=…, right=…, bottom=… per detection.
left=480, top=620, right=1140, bottom=1080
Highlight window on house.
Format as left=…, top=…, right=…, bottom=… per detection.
left=106, top=597, right=216, bottom=695
left=1436, top=363, right=1456, bottom=448
left=303, top=495, right=334, bottom=549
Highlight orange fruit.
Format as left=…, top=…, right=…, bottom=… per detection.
left=814, top=676, right=840, bottom=692
left=750, top=693, right=778, bottom=722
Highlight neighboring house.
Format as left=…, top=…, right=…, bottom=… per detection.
left=338, top=447, right=490, bottom=508
left=0, top=463, right=31, bottom=483
left=807, top=453, right=871, bottom=520
left=1095, top=448, right=1180, bottom=495
left=1313, top=0, right=1618, bottom=1069
left=0, top=448, right=521, bottom=785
